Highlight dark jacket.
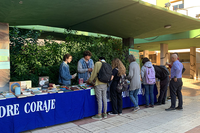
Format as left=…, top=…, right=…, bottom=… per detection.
left=153, top=65, right=169, bottom=81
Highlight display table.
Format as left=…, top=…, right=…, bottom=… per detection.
left=0, top=85, right=157, bottom=133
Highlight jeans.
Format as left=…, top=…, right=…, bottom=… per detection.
left=95, top=84, right=108, bottom=114
left=144, top=84, right=154, bottom=106
left=129, top=89, right=139, bottom=107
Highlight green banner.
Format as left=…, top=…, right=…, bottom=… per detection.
left=129, top=49, right=140, bottom=65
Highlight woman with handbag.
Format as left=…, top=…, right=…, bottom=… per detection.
left=109, top=58, right=126, bottom=115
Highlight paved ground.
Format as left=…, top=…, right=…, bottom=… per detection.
left=22, top=78, right=200, bottom=133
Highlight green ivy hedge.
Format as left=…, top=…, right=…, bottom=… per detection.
left=9, top=28, right=130, bottom=87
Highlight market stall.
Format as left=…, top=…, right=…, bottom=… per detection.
left=0, top=84, right=157, bottom=133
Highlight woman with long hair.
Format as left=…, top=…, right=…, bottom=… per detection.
left=109, top=58, right=126, bottom=115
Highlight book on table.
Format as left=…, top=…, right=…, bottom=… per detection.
left=3, top=93, right=16, bottom=99
left=15, top=94, right=27, bottom=98
left=22, top=92, right=35, bottom=97
left=0, top=95, right=6, bottom=100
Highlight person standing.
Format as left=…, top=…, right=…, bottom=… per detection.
left=154, top=65, right=169, bottom=105
left=59, top=54, right=76, bottom=86
left=166, top=54, right=183, bottom=111
left=141, top=58, right=156, bottom=108
left=87, top=57, right=107, bottom=120
left=166, top=53, right=179, bottom=68
left=78, top=50, right=94, bottom=82
left=127, top=55, right=141, bottom=112
left=109, top=58, right=126, bottom=115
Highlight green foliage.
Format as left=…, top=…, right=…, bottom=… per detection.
left=9, top=28, right=129, bottom=87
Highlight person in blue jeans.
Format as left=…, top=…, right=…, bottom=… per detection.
left=127, top=55, right=141, bottom=112
left=141, top=58, right=155, bottom=108
left=58, top=54, right=76, bottom=86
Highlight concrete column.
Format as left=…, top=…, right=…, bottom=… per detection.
left=190, top=47, right=196, bottom=79
left=0, top=22, right=10, bottom=92
left=160, top=43, right=168, bottom=65
left=156, top=53, right=161, bottom=65
left=143, top=50, right=149, bottom=58
left=122, top=38, right=134, bottom=48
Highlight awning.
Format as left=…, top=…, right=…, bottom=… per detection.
left=1, top=0, right=200, bottom=38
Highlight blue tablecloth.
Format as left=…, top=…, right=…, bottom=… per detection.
left=0, top=85, right=157, bottom=133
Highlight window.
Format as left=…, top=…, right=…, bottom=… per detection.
left=149, top=54, right=156, bottom=63
left=173, top=4, right=184, bottom=10
left=170, top=53, right=190, bottom=62
left=173, top=5, right=178, bottom=10
left=179, top=4, right=184, bottom=9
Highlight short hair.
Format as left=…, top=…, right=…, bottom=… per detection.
left=128, top=55, right=136, bottom=62
left=142, top=57, right=150, bottom=65
left=63, top=54, right=72, bottom=61
left=83, top=50, right=92, bottom=57
left=174, top=52, right=179, bottom=57
left=99, top=57, right=106, bottom=60
left=171, top=54, right=178, bottom=59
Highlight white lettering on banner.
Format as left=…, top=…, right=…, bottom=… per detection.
left=43, top=101, right=47, bottom=112
left=51, top=99, right=56, bottom=109
left=30, top=102, right=36, bottom=112
left=7, top=105, right=14, bottom=117
left=24, top=102, right=30, bottom=113
left=13, top=104, right=20, bottom=115
left=24, top=99, right=56, bottom=114
left=0, top=106, right=6, bottom=118
left=0, top=99, right=56, bottom=118
left=37, top=101, right=43, bottom=111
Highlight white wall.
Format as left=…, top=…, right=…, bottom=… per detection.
left=184, top=0, right=200, bottom=8
left=170, top=0, right=200, bottom=18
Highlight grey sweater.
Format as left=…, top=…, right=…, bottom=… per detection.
left=127, top=61, right=141, bottom=91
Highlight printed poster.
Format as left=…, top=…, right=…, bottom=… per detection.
left=129, top=49, right=140, bottom=65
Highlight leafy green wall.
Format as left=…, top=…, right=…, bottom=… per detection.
left=9, top=28, right=129, bottom=87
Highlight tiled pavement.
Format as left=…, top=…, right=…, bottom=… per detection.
left=22, top=78, right=200, bottom=133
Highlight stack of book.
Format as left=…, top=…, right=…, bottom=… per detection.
left=32, top=91, right=48, bottom=95
left=22, top=91, right=34, bottom=97
left=0, top=95, right=6, bottom=100
left=48, top=90, right=58, bottom=94
left=3, top=93, right=16, bottom=99
left=15, top=94, right=27, bottom=98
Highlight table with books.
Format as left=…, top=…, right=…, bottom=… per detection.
left=0, top=83, right=157, bottom=133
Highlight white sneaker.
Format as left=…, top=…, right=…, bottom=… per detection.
left=108, top=112, right=118, bottom=115
left=118, top=113, right=123, bottom=116
left=134, top=107, right=140, bottom=112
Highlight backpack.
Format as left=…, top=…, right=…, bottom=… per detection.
left=97, top=62, right=112, bottom=83
left=159, top=65, right=169, bottom=76
left=154, top=65, right=169, bottom=79
left=145, top=66, right=156, bottom=84
left=117, top=75, right=129, bottom=93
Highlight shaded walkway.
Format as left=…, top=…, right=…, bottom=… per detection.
left=22, top=78, right=200, bottom=133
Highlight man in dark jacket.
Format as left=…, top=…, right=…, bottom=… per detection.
left=154, top=65, right=170, bottom=105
